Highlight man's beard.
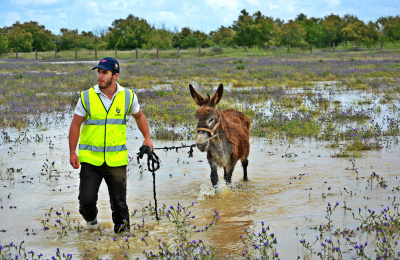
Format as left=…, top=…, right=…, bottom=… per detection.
left=99, top=78, right=112, bottom=89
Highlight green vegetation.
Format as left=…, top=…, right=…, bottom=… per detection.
left=1, top=11, right=399, bottom=55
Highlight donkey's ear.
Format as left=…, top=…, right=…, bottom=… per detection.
left=189, top=84, right=206, bottom=106
left=210, top=84, right=224, bottom=105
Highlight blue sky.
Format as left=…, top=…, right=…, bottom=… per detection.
left=1, top=0, right=398, bottom=35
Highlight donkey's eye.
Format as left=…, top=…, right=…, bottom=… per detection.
left=208, top=118, right=214, bottom=124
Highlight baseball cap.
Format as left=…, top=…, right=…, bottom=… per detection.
left=92, top=57, right=120, bottom=74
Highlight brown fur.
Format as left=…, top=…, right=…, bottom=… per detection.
left=189, top=84, right=250, bottom=187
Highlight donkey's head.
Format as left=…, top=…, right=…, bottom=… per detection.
left=189, top=84, right=224, bottom=152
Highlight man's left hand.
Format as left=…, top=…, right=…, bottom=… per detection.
left=143, top=138, right=153, bottom=151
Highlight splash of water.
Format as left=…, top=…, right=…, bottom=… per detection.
left=197, top=182, right=234, bottom=200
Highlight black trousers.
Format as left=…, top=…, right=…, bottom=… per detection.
left=78, top=162, right=129, bottom=233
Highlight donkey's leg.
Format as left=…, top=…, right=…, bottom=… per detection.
left=210, top=162, right=219, bottom=188
left=223, top=164, right=235, bottom=185
left=242, top=159, right=249, bottom=181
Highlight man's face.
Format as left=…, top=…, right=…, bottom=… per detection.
left=97, top=69, right=118, bottom=89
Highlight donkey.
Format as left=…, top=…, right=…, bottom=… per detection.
left=189, top=84, right=250, bottom=188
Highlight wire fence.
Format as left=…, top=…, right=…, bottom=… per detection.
left=2, top=42, right=399, bottom=61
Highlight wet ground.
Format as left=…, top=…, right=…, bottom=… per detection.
left=1, top=112, right=399, bottom=259
left=1, top=80, right=400, bottom=258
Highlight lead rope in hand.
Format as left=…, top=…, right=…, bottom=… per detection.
left=137, top=145, right=161, bottom=220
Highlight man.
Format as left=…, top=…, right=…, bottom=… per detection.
left=69, top=57, right=153, bottom=233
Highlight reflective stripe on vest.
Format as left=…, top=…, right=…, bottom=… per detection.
left=78, top=87, right=133, bottom=166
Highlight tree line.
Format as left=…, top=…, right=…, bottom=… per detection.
left=0, top=9, right=399, bottom=54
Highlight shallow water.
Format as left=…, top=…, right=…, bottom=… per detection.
left=1, top=111, right=399, bottom=259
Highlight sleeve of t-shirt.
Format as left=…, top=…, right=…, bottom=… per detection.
left=74, top=97, right=87, bottom=117
left=129, top=93, right=141, bottom=115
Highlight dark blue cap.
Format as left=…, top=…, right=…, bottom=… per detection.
left=92, top=57, right=120, bottom=73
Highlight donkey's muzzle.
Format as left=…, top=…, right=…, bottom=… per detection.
left=196, top=134, right=209, bottom=152
left=197, top=142, right=208, bottom=152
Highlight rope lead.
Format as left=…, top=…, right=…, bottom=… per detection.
left=137, top=145, right=161, bottom=220
left=136, top=143, right=197, bottom=220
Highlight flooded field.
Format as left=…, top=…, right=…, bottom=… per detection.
left=1, top=53, right=400, bottom=259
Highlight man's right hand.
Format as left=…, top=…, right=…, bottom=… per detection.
left=70, top=152, right=80, bottom=169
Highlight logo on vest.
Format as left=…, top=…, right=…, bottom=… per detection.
left=115, top=107, right=121, bottom=116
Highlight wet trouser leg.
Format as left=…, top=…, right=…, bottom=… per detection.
left=78, top=163, right=102, bottom=223
left=102, top=164, right=129, bottom=233
left=78, top=163, right=129, bottom=233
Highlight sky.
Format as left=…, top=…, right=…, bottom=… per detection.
left=0, top=0, right=398, bottom=35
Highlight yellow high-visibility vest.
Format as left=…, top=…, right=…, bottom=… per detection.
left=79, top=87, right=133, bottom=166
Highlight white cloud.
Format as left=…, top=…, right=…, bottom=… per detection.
left=327, top=0, right=341, bottom=8
left=285, top=1, right=299, bottom=14
left=85, top=1, right=100, bottom=16
left=267, top=1, right=280, bottom=10
left=5, top=12, right=21, bottom=26
left=246, top=0, right=260, bottom=6
left=205, top=0, right=242, bottom=12
left=156, top=11, right=178, bottom=22
left=11, top=0, right=65, bottom=5
left=108, top=1, right=129, bottom=11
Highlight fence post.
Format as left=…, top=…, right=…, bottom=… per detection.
left=287, top=44, right=290, bottom=53
left=115, top=48, right=117, bottom=59
left=310, top=44, right=312, bottom=54
left=157, top=48, right=159, bottom=59
left=333, top=42, right=335, bottom=52
left=95, top=49, right=97, bottom=60
left=356, top=42, right=359, bottom=51
left=199, top=46, right=201, bottom=57
left=16, top=48, right=18, bottom=59
left=220, top=46, right=222, bottom=55
left=55, top=48, right=57, bottom=59
left=177, top=47, right=180, bottom=58
left=75, top=47, right=77, bottom=60
left=135, top=48, right=138, bottom=59
left=380, top=41, right=383, bottom=50
left=35, top=49, right=38, bottom=59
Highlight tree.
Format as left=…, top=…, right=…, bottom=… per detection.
left=172, top=27, right=211, bottom=49
left=144, top=27, right=173, bottom=49
left=295, top=13, right=308, bottom=22
left=232, top=9, right=275, bottom=48
left=341, top=15, right=379, bottom=47
left=365, top=21, right=380, bottom=46
left=55, top=28, right=79, bottom=50
left=320, top=14, right=344, bottom=46
left=7, top=27, right=33, bottom=52
left=107, top=14, right=152, bottom=49
left=193, top=30, right=212, bottom=47
left=80, top=31, right=99, bottom=49
left=342, top=20, right=379, bottom=47
left=297, top=16, right=325, bottom=47
left=4, top=21, right=54, bottom=51
left=0, top=29, right=8, bottom=54
left=19, top=21, right=54, bottom=51
left=54, top=28, right=100, bottom=50
left=210, top=26, right=235, bottom=47
left=342, top=21, right=366, bottom=43
left=270, top=20, right=306, bottom=50
left=377, top=15, right=400, bottom=43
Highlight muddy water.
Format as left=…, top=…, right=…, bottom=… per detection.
left=1, top=113, right=400, bottom=259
